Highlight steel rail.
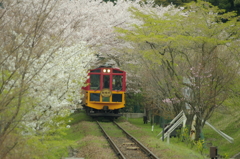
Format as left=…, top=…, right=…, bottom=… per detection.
left=96, top=121, right=126, bottom=159
left=113, top=121, right=159, bottom=159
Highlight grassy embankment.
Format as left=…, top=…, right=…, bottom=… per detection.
left=202, top=106, right=240, bottom=158
left=124, top=106, right=240, bottom=158
left=53, top=106, right=239, bottom=159
left=123, top=107, right=240, bottom=158
left=60, top=111, right=203, bottom=159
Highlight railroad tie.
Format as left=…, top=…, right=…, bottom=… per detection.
left=123, top=143, right=139, bottom=150
left=126, top=147, right=139, bottom=150
left=123, top=143, right=135, bottom=145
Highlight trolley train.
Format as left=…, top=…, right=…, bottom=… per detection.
left=81, top=65, right=126, bottom=119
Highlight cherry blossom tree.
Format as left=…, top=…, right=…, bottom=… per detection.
left=23, top=42, right=95, bottom=132
left=0, top=0, right=95, bottom=158
left=0, top=0, right=182, bottom=157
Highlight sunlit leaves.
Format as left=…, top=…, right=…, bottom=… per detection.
left=115, top=0, right=240, bottom=141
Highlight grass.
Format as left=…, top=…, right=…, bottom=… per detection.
left=119, top=117, right=204, bottom=159
left=121, top=106, right=240, bottom=158
left=62, top=111, right=117, bottom=159
left=50, top=106, right=240, bottom=159
left=202, top=106, right=240, bottom=158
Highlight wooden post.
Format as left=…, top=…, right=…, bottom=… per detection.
left=210, top=146, right=218, bottom=159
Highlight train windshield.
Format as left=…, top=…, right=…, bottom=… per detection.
left=103, top=75, right=110, bottom=88
left=112, top=75, right=122, bottom=90
left=90, top=74, right=100, bottom=90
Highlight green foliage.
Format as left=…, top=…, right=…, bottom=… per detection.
left=116, top=1, right=239, bottom=66
left=205, top=0, right=240, bottom=14
left=180, top=127, right=192, bottom=145
left=194, top=139, right=205, bottom=154
left=222, top=153, right=229, bottom=159
left=153, top=0, right=193, bottom=6
left=103, top=0, right=240, bottom=15
left=148, top=0, right=240, bottom=15
left=125, top=92, right=145, bottom=113
left=222, top=75, right=240, bottom=110
left=116, top=0, right=240, bottom=141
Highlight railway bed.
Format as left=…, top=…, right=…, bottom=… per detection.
left=96, top=121, right=159, bottom=159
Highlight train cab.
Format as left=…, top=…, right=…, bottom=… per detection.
left=82, top=66, right=126, bottom=118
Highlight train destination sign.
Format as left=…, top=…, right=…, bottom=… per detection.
left=100, top=88, right=112, bottom=97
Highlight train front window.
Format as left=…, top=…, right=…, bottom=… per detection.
left=103, top=75, right=110, bottom=88
left=90, top=74, right=100, bottom=90
left=112, top=94, right=122, bottom=102
left=90, top=93, right=100, bottom=101
left=112, top=75, right=122, bottom=90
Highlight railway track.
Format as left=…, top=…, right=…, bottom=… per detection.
left=96, top=121, right=159, bottom=159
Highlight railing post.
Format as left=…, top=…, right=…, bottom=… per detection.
left=167, top=134, right=170, bottom=144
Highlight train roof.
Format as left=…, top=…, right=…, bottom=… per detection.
left=98, top=64, right=112, bottom=68
left=89, top=66, right=125, bottom=73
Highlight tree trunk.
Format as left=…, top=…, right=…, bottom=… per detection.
left=194, top=117, right=203, bottom=141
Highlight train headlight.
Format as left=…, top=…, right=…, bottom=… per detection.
left=107, top=69, right=110, bottom=73
left=103, top=69, right=106, bottom=72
